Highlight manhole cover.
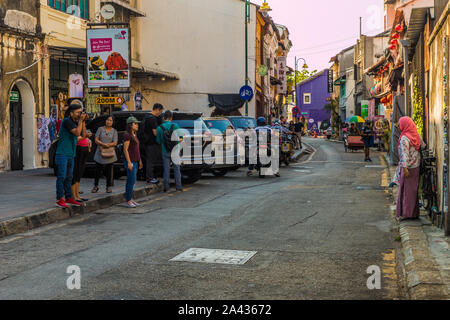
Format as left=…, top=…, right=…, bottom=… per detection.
left=170, top=248, right=257, bottom=265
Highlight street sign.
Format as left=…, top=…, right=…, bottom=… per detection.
left=95, top=96, right=125, bottom=105
left=9, top=91, right=19, bottom=102
left=239, top=85, right=254, bottom=101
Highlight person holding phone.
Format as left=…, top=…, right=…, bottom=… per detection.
left=55, top=101, right=87, bottom=208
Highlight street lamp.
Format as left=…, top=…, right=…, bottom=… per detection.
left=294, top=57, right=308, bottom=111
left=244, top=0, right=272, bottom=116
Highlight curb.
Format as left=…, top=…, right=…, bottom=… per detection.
left=382, top=153, right=449, bottom=299
left=0, top=183, right=163, bottom=239
left=291, top=143, right=313, bottom=162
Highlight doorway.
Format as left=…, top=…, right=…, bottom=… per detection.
left=9, top=85, right=23, bottom=170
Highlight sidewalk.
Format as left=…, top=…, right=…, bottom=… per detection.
left=0, top=169, right=161, bottom=238
left=382, top=154, right=450, bottom=299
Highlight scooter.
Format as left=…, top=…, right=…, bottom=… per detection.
left=279, top=133, right=295, bottom=166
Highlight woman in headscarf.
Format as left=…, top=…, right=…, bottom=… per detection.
left=392, top=116, right=424, bottom=221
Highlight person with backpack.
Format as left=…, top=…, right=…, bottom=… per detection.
left=156, top=110, right=182, bottom=192
left=142, top=103, right=164, bottom=185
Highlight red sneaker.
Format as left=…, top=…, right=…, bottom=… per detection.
left=56, top=198, right=68, bottom=209
left=66, top=198, right=81, bottom=207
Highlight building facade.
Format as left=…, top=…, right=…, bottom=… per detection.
left=0, top=0, right=44, bottom=171
left=295, top=69, right=331, bottom=130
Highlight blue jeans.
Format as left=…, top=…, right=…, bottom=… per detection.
left=124, top=161, right=138, bottom=202
left=163, top=151, right=182, bottom=191
left=56, top=155, right=74, bottom=200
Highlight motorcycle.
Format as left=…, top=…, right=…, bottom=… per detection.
left=279, top=133, right=295, bottom=166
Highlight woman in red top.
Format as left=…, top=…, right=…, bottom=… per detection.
left=123, top=116, right=143, bottom=208
left=72, top=129, right=93, bottom=202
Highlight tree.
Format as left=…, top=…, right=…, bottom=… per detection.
left=287, top=69, right=318, bottom=104
left=323, top=97, right=341, bottom=134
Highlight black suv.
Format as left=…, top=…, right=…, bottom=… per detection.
left=49, top=111, right=214, bottom=184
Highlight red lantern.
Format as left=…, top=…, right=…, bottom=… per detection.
left=389, top=45, right=396, bottom=50
left=391, top=39, right=398, bottom=45
left=395, top=24, right=403, bottom=32
left=392, top=32, right=400, bottom=39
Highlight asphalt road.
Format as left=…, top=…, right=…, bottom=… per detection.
left=0, top=138, right=405, bottom=300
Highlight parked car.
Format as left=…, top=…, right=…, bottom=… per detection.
left=203, top=117, right=241, bottom=176
left=49, top=111, right=214, bottom=184
left=225, top=116, right=257, bottom=165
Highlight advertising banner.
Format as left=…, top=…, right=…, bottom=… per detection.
left=87, top=28, right=130, bottom=88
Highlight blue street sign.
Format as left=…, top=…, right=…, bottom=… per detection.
left=239, top=85, right=254, bottom=101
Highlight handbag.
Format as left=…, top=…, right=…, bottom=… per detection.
left=100, top=146, right=115, bottom=158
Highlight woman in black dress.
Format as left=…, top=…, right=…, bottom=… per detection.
left=361, top=120, right=374, bottom=162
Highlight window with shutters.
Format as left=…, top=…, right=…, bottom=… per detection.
left=48, top=0, right=89, bottom=20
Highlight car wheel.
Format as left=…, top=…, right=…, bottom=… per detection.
left=211, top=169, right=228, bottom=177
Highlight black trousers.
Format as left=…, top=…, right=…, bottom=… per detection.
left=94, top=162, right=114, bottom=187
left=72, top=146, right=89, bottom=184
left=145, top=144, right=161, bottom=181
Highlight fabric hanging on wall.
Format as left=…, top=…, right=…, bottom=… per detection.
left=48, top=117, right=57, bottom=142
left=69, top=74, right=85, bottom=98
left=208, top=94, right=245, bottom=114
left=37, top=116, right=52, bottom=153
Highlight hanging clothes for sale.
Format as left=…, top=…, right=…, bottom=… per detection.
left=37, top=116, right=52, bottom=153
left=69, top=73, right=85, bottom=98
left=48, top=117, right=57, bottom=142
left=134, top=91, right=143, bottom=111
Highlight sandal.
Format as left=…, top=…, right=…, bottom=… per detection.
left=91, top=186, right=99, bottom=193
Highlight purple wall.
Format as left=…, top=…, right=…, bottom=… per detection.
left=295, top=69, right=331, bottom=130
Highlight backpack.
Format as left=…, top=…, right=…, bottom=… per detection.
left=161, top=124, right=179, bottom=152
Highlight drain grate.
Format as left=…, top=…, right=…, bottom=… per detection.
left=170, top=248, right=257, bottom=265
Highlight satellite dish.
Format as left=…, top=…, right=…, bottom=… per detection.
left=101, top=4, right=115, bottom=20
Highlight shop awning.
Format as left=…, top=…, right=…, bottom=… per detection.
left=131, top=65, right=180, bottom=80
left=101, top=0, right=146, bottom=17
left=405, top=7, right=431, bottom=59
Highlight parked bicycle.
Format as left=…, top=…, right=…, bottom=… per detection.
left=419, top=150, right=440, bottom=224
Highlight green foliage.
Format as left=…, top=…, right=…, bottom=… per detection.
left=323, top=97, right=341, bottom=131
left=412, top=76, right=424, bottom=138
left=287, top=69, right=318, bottom=85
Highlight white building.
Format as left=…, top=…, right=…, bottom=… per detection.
left=132, top=0, right=257, bottom=117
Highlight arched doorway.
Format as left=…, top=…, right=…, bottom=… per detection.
left=9, top=79, right=36, bottom=170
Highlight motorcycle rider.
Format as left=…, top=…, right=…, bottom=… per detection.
left=247, top=117, right=280, bottom=178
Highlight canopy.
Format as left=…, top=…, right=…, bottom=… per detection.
left=208, top=94, right=246, bottom=114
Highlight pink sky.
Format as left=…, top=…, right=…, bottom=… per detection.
left=252, top=0, right=385, bottom=71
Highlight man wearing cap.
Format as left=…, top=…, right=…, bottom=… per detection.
left=55, top=101, right=88, bottom=208
left=123, top=116, right=143, bottom=208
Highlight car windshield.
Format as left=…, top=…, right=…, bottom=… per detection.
left=204, top=120, right=233, bottom=134
left=229, top=118, right=256, bottom=130
left=172, top=118, right=208, bottom=134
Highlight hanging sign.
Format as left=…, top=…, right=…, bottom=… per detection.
left=87, top=28, right=130, bottom=88
left=328, top=69, right=334, bottom=93
left=100, top=4, right=115, bottom=20
left=277, top=56, right=287, bottom=94
left=9, top=91, right=19, bottom=102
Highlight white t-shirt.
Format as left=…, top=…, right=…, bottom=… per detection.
left=69, top=74, right=84, bottom=98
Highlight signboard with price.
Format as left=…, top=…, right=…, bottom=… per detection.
left=239, top=85, right=254, bottom=101
left=95, top=96, right=125, bottom=105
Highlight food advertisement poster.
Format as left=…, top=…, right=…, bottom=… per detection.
left=87, top=28, right=130, bottom=88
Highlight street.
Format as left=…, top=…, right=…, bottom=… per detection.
left=0, top=138, right=406, bottom=300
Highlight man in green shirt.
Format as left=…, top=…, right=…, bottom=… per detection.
left=55, top=101, right=88, bottom=208
left=156, top=111, right=182, bottom=192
